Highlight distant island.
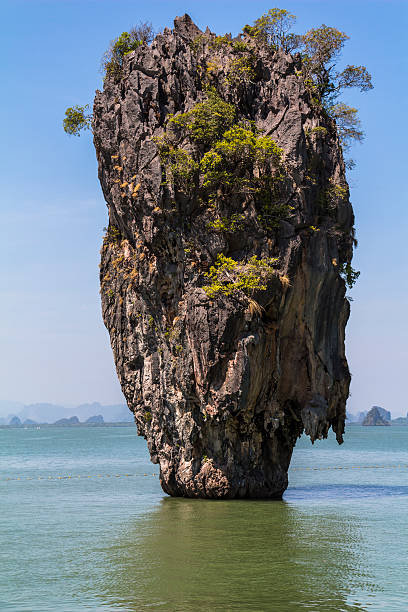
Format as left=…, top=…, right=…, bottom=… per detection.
left=347, top=405, right=407, bottom=426
left=54, top=416, right=81, bottom=426
left=362, top=407, right=390, bottom=426
left=0, top=402, right=134, bottom=427
left=0, top=415, right=133, bottom=428
left=85, top=414, right=104, bottom=424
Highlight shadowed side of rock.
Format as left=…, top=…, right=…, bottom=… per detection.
left=93, top=14, right=354, bottom=498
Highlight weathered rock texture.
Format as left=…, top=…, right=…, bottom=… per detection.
left=93, top=15, right=354, bottom=498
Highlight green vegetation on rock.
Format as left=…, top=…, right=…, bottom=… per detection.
left=64, top=9, right=372, bottom=155
left=102, top=22, right=154, bottom=78
left=207, top=213, right=246, bottom=232
left=226, top=55, right=257, bottom=86
left=64, top=10, right=368, bottom=296
left=199, top=123, right=284, bottom=206
left=340, top=262, right=360, bottom=289
left=243, top=8, right=299, bottom=52
left=157, top=92, right=288, bottom=228
left=203, top=253, right=278, bottom=298
left=242, top=9, right=372, bottom=151
left=168, top=90, right=237, bottom=148
left=155, top=140, right=198, bottom=194
left=103, top=225, right=123, bottom=245
left=63, top=105, right=92, bottom=136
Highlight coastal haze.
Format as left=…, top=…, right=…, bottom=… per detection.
left=0, top=401, right=132, bottom=425
left=3, top=401, right=408, bottom=427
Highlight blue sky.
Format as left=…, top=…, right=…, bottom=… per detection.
left=1, top=0, right=407, bottom=416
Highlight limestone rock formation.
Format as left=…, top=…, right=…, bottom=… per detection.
left=371, top=405, right=391, bottom=422
left=54, top=416, right=80, bottom=426
left=93, top=15, right=355, bottom=498
left=85, top=414, right=105, bottom=424
left=362, top=407, right=390, bottom=426
left=8, top=416, right=21, bottom=427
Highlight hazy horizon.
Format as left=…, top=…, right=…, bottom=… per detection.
left=0, top=400, right=132, bottom=422
left=0, top=399, right=400, bottom=421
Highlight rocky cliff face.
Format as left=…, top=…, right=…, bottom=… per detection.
left=93, top=15, right=354, bottom=498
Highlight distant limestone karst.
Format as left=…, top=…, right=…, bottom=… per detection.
left=362, top=406, right=390, bottom=426
left=371, top=406, right=391, bottom=422
left=85, top=415, right=104, bottom=424
left=53, top=416, right=80, bottom=425
left=9, top=416, right=21, bottom=426
left=0, top=403, right=133, bottom=426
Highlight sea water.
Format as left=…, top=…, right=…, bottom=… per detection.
left=1, top=424, right=407, bottom=611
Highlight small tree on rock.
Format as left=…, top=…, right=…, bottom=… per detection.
left=301, top=25, right=373, bottom=106
left=329, top=103, right=363, bottom=150
left=102, top=22, right=154, bottom=78
left=244, top=11, right=373, bottom=152
left=243, top=8, right=300, bottom=52
left=63, top=105, right=92, bottom=136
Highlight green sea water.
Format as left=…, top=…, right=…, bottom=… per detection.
left=1, top=425, right=407, bottom=611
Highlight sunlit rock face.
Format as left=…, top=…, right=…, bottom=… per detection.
left=93, top=14, right=354, bottom=498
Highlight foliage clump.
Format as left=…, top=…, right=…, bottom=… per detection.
left=232, top=41, right=250, bottom=53
left=102, top=22, right=154, bottom=78
left=243, top=8, right=372, bottom=152
left=155, top=139, right=198, bottom=194
left=329, top=103, right=363, bottom=150
left=209, top=34, right=232, bottom=50
left=168, top=91, right=237, bottom=148
left=156, top=91, right=288, bottom=227
left=340, top=262, right=360, bottom=289
left=301, top=28, right=372, bottom=106
left=307, top=126, right=327, bottom=137
left=63, top=105, right=92, bottom=136
left=301, top=24, right=372, bottom=156
left=243, top=8, right=299, bottom=52
left=226, top=55, right=257, bottom=86
left=207, top=213, right=246, bottom=232
left=103, top=225, right=123, bottom=245
left=203, top=253, right=278, bottom=298
left=199, top=124, right=283, bottom=203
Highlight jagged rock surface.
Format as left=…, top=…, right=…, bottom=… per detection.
left=93, top=15, right=354, bottom=498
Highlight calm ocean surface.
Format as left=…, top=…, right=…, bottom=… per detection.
left=1, top=424, right=407, bottom=611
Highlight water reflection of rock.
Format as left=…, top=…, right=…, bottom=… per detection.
left=99, top=498, right=375, bottom=611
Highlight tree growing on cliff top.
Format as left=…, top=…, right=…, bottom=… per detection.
left=329, top=103, right=363, bottom=151
left=244, top=9, right=373, bottom=150
left=63, top=22, right=154, bottom=135
left=301, top=26, right=373, bottom=106
left=101, top=22, right=154, bottom=78
left=243, top=8, right=300, bottom=52
left=64, top=10, right=372, bottom=149
left=300, top=25, right=372, bottom=148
